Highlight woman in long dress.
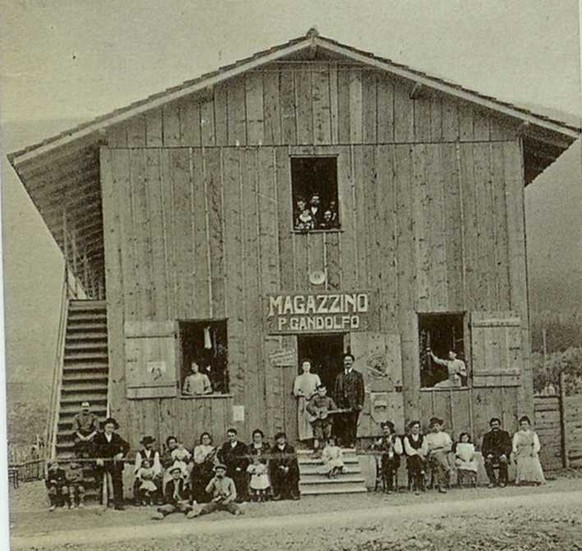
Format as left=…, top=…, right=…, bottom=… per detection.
left=293, top=359, right=321, bottom=442
left=513, top=415, right=545, bottom=485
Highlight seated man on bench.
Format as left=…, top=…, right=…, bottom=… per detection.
left=482, top=417, right=512, bottom=488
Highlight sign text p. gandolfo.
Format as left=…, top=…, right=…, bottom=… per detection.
left=265, top=292, right=370, bottom=334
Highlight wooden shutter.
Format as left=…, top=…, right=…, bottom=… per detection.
left=470, top=312, right=522, bottom=387
left=350, top=332, right=405, bottom=436
left=124, top=321, right=178, bottom=399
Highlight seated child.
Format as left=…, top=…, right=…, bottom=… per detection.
left=246, top=455, right=270, bottom=502
left=187, top=463, right=243, bottom=517
left=454, top=432, right=479, bottom=487
left=371, top=421, right=403, bottom=493
left=152, top=466, right=193, bottom=520
left=45, top=461, right=68, bottom=511
left=65, top=461, right=85, bottom=508
left=425, top=417, right=453, bottom=493
left=306, top=384, right=338, bottom=456
left=317, top=437, right=344, bottom=478
left=135, top=458, right=158, bottom=505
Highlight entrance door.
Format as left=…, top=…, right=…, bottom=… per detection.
left=297, top=334, right=345, bottom=392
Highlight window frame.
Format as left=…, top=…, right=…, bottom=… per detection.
left=177, top=318, right=229, bottom=397
left=289, top=154, right=341, bottom=233
left=417, top=311, right=471, bottom=391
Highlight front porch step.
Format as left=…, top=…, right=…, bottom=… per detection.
left=300, top=483, right=368, bottom=496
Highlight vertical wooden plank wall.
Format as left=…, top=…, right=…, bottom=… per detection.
left=102, top=61, right=529, bottom=445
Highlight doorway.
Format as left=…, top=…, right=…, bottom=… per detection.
left=296, top=334, right=345, bottom=393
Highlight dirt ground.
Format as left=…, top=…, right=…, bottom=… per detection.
left=9, top=472, right=582, bottom=550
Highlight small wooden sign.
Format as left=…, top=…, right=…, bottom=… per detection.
left=269, top=348, right=296, bottom=367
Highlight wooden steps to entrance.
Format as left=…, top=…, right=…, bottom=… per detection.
left=54, top=299, right=109, bottom=501
left=297, top=448, right=367, bottom=496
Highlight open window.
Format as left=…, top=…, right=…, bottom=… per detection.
left=179, top=320, right=229, bottom=396
left=291, top=156, right=340, bottom=231
left=418, top=313, right=467, bottom=389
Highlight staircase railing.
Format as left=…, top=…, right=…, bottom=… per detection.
left=46, top=265, right=69, bottom=459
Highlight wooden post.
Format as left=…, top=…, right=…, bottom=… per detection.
left=559, top=370, right=569, bottom=468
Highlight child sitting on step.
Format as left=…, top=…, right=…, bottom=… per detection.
left=45, top=461, right=68, bottom=511
left=317, top=437, right=344, bottom=478
left=65, top=461, right=85, bottom=508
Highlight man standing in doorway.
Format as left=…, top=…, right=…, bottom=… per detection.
left=333, top=353, right=364, bottom=448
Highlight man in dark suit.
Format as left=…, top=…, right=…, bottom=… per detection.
left=152, top=466, right=192, bottom=519
left=93, top=417, right=130, bottom=510
left=481, top=417, right=513, bottom=488
left=333, top=353, right=365, bottom=448
left=269, top=432, right=300, bottom=500
left=217, top=428, right=249, bottom=502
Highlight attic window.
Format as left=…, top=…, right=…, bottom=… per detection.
left=291, top=157, right=340, bottom=231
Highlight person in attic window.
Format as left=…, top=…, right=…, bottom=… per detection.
left=183, top=361, right=212, bottom=396
left=294, top=197, right=314, bottom=231
left=308, top=193, right=323, bottom=226
left=319, top=209, right=338, bottom=230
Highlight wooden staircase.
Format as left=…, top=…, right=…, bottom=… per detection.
left=53, top=300, right=109, bottom=501
left=298, top=448, right=368, bottom=496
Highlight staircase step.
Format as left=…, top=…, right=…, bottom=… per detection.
left=66, top=332, right=108, bottom=341
left=69, top=299, right=106, bottom=310
left=299, top=473, right=365, bottom=485
left=61, top=386, right=108, bottom=397
left=63, top=362, right=109, bottom=371
left=65, top=341, right=108, bottom=351
left=67, top=323, right=108, bottom=333
left=298, top=456, right=360, bottom=466
left=299, top=464, right=362, bottom=475
left=62, top=372, right=109, bottom=383
left=300, top=483, right=368, bottom=496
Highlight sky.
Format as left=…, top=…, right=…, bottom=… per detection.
left=0, top=0, right=580, bottom=390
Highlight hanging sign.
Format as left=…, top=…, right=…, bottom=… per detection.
left=265, top=291, right=371, bottom=334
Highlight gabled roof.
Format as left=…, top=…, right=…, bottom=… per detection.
left=8, top=27, right=580, bottom=164
left=7, top=28, right=580, bottom=298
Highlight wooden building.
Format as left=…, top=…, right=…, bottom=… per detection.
left=9, top=30, right=580, bottom=456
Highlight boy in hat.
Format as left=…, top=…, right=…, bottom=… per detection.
left=372, top=421, right=403, bottom=493
left=72, top=401, right=100, bottom=458
left=424, top=417, right=452, bottom=493
left=187, top=464, right=242, bottom=517
left=306, top=384, right=338, bottom=456
left=93, top=417, right=130, bottom=510
left=65, top=460, right=85, bottom=508
left=152, top=465, right=193, bottom=519
left=45, top=460, right=68, bottom=511
left=403, top=420, right=428, bottom=494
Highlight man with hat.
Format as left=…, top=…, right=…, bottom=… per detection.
left=333, top=353, right=365, bottom=448
left=424, top=417, right=452, bottom=493
left=152, top=465, right=193, bottom=519
left=269, top=432, right=300, bottom=501
left=134, top=436, right=162, bottom=504
left=93, top=417, right=130, bottom=510
left=187, top=463, right=242, bottom=517
left=371, top=421, right=403, bottom=493
left=72, top=401, right=100, bottom=458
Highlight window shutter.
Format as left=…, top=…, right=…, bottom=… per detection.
left=470, top=312, right=522, bottom=387
left=124, top=321, right=178, bottom=399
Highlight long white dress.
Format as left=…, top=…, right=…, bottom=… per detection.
left=293, top=372, right=321, bottom=441
left=513, top=429, right=545, bottom=484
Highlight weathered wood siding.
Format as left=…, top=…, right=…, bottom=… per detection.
left=101, top=61, right=530, bottom=447
left=106, top=64, right=519, bottom=149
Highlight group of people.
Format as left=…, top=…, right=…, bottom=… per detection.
left=294, top=193, right=339, bottom=231
left=370, top=415, right=546, bottom=495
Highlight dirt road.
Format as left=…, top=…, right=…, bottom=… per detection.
left=11, top=485, right=582, bottom=551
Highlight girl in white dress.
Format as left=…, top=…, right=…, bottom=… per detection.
left=293, top=359, right=321, bottom=442
left=454, top=432, right=478, bottom=487
left=318, top=437, right=344, bottom=478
